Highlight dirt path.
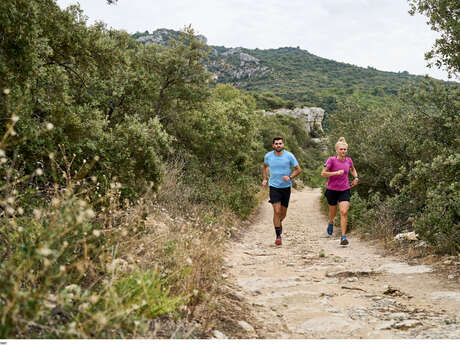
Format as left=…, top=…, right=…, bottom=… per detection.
left=223, top=187, right=460, bottom=339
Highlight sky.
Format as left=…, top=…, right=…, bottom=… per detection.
left=56, top=0, right=455, bottom=81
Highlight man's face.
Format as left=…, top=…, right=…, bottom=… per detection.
left=273, top=140, right=284, bottom=152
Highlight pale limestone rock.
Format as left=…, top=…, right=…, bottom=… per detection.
left=212, top=330, right=227, bottom=339
left=237, top=320, right=255, bottom=333
left=264, top=107, right=325, bottom=133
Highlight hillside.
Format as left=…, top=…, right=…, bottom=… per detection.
left=134, top=29, right=450, bottom=112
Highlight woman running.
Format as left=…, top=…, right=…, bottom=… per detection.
left=321, top=137, right=359, bottom=245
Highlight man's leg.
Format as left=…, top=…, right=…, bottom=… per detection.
left=272, top=202, right=282, bottom=227
left=272, top=202, right=283, bottom=245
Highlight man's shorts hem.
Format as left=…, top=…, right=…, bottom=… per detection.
left=269, top=186, right=291, bottom=208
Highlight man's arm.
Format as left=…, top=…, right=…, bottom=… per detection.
left=262, top=163, right=269, bottom=186
left=282, top=164, right=301, bottom=181
left=291, top=165, right=302, bottom=179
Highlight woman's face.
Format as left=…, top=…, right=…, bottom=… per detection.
left=336, top=144, right=348, bottom=158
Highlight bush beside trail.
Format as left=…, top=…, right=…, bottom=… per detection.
left=327, top=79, right=459, bottom=254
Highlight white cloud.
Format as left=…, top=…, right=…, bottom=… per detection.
left=56, top=0, right=454, bottom=81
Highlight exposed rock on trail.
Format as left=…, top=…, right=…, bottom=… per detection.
left=223, top=188, right=460, bottom=339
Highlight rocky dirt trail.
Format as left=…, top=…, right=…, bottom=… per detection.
left=223, top=187, right=460, bottom=339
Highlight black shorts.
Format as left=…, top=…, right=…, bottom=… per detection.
left=325, top=189, right=351, bottom=206
left=269, top=186, right=291, bottom=208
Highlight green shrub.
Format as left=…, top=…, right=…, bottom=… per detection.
left=327, top=78, right=459, bottom=252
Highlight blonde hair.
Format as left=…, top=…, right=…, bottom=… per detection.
left=335, top=137, right=348, bottom=150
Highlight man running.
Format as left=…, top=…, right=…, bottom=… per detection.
left=262, top=137, right=302, bottom=245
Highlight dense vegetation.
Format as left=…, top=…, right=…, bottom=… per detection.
left=327, top=80, right=459, bottom=253
left=1, top=0, right=458, bottom=339
left=0, top=0, right=324, bottom=338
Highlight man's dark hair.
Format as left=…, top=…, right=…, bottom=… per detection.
left=273, top=137, right=284, bottom=144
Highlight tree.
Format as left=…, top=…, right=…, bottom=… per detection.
left=408, top=0, right=460, bottom=78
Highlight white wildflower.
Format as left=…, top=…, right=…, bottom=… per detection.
left=63, top=241, right=68, bottom=248
left=17, top=207, right=24, bottom=215
left=96, top=313, right=107, bottom=326
left=79, top=303, right=90, bottom=312
left=35, top=168, right=43, bottom=176
left=93, top=230, right=101, bottom=237
left=85, top=209, right=95, bottom=218
left=33, top=209, right=41, bottom=218
left=3, top=89, right=10, bottom=95
left=186, top=257, right=193, bottom=265
left=76, top=214, right=84, bottom=224
left=0, top=149, right=5, bottom=157
left=67, top=322, right=77, bottom=334
left=48, top=152, right=55, bottom=159
left=60, top=265, right=66, bottom=273
left=6, top=207, right=14, bottom=215
left=46, top=122, right=54, bottom=130
left=65, top=284, right=81, bottom=295
left=11, top=115, right=19, bottom=123
left=1, top=158, right=7, bottom=164
left=89, top=295, right=99, bottom=304
left=90, top=176, right=97, bottom=183
left=44, top=299, right=56, bottom=309
left=38, top=247, right=52, bottom=256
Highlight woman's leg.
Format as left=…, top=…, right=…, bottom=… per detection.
left=328, top=204, right=337, bottom=224
left=339, top=201, right=350, bottom=236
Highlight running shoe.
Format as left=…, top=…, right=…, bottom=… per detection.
left=340, top=237, right=349, bottom=246
left=275, top=237, right=282, bottom=246
left=327, top=223, right=333, bottom=236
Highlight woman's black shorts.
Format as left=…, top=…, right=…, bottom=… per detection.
left=325, top=189, right=351, bottom=206
left=269, top=186, right=291, bottom=208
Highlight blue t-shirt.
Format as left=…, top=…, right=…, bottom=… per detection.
left=264, top=150, right=299, bottom=188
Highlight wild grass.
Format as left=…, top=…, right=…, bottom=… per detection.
left=0, top=101, right=243, bottom=338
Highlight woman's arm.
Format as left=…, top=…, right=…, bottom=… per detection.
left=321, top=166, right=344, bottom=178
left=350, top=166, right=359, bottom=187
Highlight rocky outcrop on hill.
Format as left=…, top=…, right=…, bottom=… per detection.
left=136, top=28, right=207, bottom=45
left=264, top=107, right=325, bottom=133
left=135, top=31, right=270, bottom=81
left=210, top=47, right=271, bottom=80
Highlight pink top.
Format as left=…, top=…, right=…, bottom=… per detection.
left=324, top=156, right=354, bottom=191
